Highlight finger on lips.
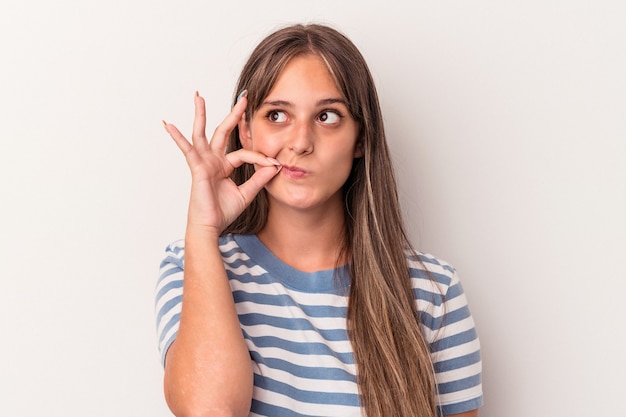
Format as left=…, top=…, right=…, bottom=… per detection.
left=225, top=149, right=282, bottom=169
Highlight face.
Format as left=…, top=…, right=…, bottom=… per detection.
left=239, top=54, right=362, bottom=212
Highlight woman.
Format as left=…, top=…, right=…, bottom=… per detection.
left=156, top=23, right=482, bottom=417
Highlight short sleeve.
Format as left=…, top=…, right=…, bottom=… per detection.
left=154, top=240, right=185, bottom=367
left=410, top=253, right=483, bottom=415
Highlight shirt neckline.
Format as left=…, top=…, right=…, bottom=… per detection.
left=232, top=234, right=350, bottom=294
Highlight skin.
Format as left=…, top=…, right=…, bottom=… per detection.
left=451, top=411, right=478, bottom=417
left=162, top=92, right=279, bottom=416
left=161, top=53, right=479, bottom=416
left=238, top=54, right=362, bottom=271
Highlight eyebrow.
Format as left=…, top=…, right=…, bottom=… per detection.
left=262, top=98, right=347, bottom=107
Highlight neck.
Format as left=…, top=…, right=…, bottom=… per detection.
left=258, top=198, right=347, bottom=272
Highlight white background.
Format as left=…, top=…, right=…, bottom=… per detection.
left=1, top=1, right=624, bottom=416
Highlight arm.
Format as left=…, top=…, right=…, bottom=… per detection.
left=163, top=230, right=252, bottom=417
left=161, top=92, right=281, bottom=417
left=448, top=410, right=478, bottom=417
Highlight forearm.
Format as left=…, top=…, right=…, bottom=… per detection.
left=447, top=409, right=478, bottom=417
left=164, top=228, right=253, bottom=417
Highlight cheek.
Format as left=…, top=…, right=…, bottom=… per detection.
left=251, top=135, right=277, bottom=154
left=333, top=143, right=359, bottom=165
left=320, top=148, right=357, bottom=184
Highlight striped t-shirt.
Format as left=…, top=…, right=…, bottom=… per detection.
left=155, top=234, right=483, bottom=416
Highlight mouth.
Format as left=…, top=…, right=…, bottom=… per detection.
left=281, top=165, right=308, bottom=179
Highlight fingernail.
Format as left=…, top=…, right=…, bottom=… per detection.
left=237, top=89, right=248, bottom=102
left=266, top=157, right=281, bottom=166
left=162, top=120, right=168, bottom=128
left=195, top=90, right=199, bottom=97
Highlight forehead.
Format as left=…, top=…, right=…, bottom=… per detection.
left=265, top=54, right=342, bottom=99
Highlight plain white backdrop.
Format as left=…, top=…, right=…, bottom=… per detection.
left=1, top=1, right=624, bottom=416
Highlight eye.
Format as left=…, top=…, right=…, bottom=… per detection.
left=266, top=110, right=287, bottom=123
left=318, top=110, right=341, bottom=125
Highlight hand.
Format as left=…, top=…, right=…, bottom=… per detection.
left=163, top=91, right=281, bottom=235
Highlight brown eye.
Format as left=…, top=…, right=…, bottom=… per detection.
left=267, top=110, right=287, bottom=122
left=318, top=110, right=340, bottom=124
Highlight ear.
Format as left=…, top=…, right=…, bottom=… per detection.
left=353, top=137, right=364, bottom=158
left=238, top=115, right=253, bottom=150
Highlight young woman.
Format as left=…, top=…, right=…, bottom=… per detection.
left=156, top=23, right=482, bottom=417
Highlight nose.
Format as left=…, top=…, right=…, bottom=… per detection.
left=288, top=120, right=314, bottom=155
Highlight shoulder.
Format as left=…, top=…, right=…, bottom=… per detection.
left=161, top=239, right=185, bottom=265
left=405, top=248, right=461, bottom=299
left=406, top=250, right=457, bottom=279
left=404, top=248, right=476, bottom=337
left=159, top=234, right=246, bottom=267
left=405, top=251, right=483, bottom=413
left=217, top=233, right=248, bottom=260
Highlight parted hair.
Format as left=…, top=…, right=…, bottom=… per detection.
left=223, top=23, right=438, bottom=417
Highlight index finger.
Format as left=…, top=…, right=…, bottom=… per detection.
left=209, top=90, right=248, bottom=152
left=191, top=91, right=208, bottom=151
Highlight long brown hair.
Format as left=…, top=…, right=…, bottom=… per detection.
left=224, top=24, right=437, bottom=417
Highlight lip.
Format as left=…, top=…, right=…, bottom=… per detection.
left=281, top=165, right=308, bottom=179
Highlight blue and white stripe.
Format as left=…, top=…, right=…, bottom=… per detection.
left=155, top=234, right=482, bottom=416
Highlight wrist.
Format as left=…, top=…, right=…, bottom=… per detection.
left=185, top=224, right=222, bottom=244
